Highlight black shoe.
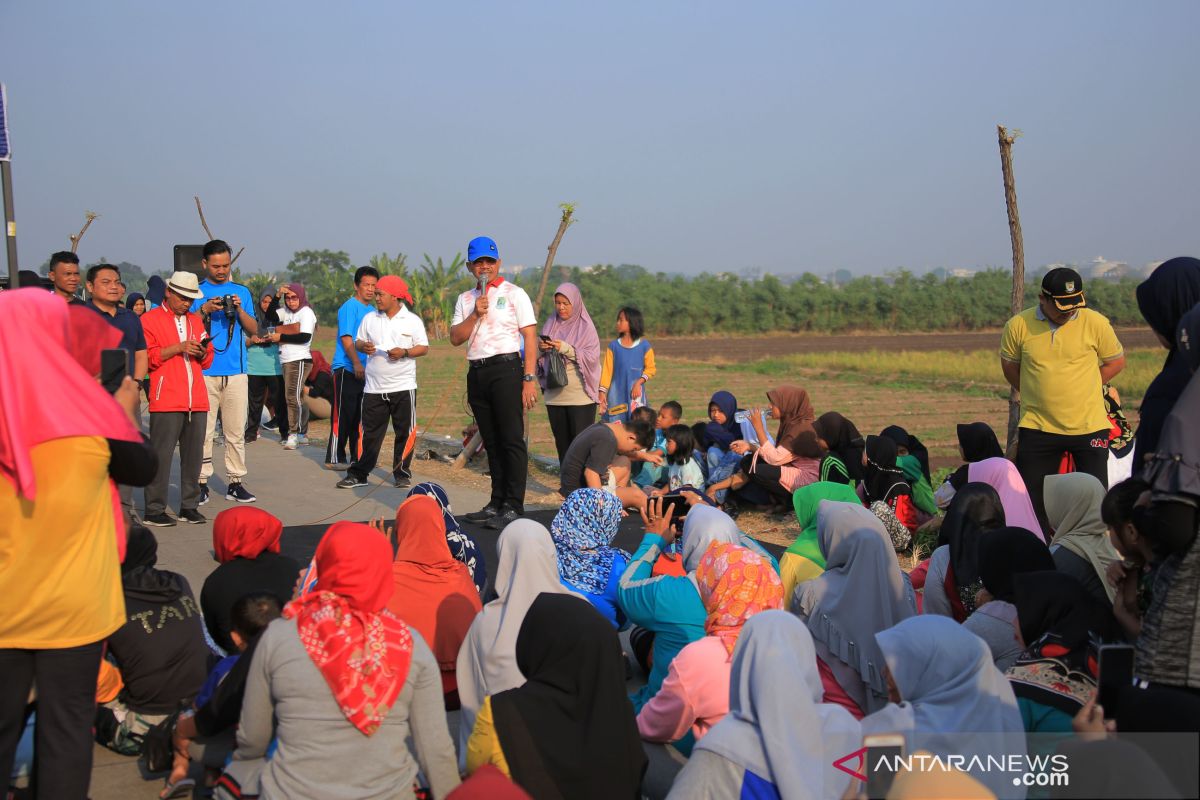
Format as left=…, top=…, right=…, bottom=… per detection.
left=393, top=477, right=411, bottom=489
left=226, top=482, right=257, bottom=503
left=464, top=505, right=502, bottom=523
left=262, top=419, right=280, bottom=431
left=143, top=513, right=176, bottom=527
left=484, top=508, right=521, bottom=530
left=179, top=508, right=207, bottom=524
left=337, top=476, right=369, bottom=489
left=198, top=484, right=210, bottom=506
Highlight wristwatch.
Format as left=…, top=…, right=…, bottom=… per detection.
left=523, top=373, right=536, bottom=382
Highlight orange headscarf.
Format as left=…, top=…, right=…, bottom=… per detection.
left=387, top=495, right=482, bottom=688
left=696, top=542, right=784, bottom=656
left=212, top=507, right=283, bottom=562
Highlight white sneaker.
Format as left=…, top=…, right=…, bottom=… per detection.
left=283, top=434, right=299, bottom=450
left=296, top=434, right=309, bottom=446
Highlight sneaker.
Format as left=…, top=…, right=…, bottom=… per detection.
left=464, top=505, right=502, bottom=523
left=296, top=434, right=310, bottom=446
left=337, top=476, right=369, bottom=489
left=262, top=419, right=280, bottom=431
left=484, top=508, right=522, bottom=530
left=282, top=434, right=299, bottom=450
left=143, top=513, right=176, bottom=527
left=198, top=484, right=210, bottom=506
left=213, top=434, right=225, bottom=446
left=226, top=483, right=257, bottom=503
left=179, top=508, right=207, bottom=524
left=393, top=477, right=411, bottom=489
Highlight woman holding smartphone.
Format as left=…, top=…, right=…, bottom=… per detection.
left=538, top=283, right=602, bottom=464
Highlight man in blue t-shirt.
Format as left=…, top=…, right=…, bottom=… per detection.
left=325, top=265, right=379, bottom=469
left=190, top=240, right=259, bottom=505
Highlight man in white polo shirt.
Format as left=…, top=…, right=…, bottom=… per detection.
left=450, top=236, right=539, bottom=529
left=336, top=275, right=429, bottom=489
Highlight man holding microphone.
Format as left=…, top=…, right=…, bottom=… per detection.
left=450, top=236, right=539, bottom=529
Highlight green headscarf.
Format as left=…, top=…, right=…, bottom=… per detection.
left=897, top=453, right=938, bottom=515
left=787, top=481, right=862, bottom=567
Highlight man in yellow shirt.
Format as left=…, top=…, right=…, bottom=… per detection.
left=1000, top=268, right=1125, bottom=532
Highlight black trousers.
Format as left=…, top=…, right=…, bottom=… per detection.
left=546, top=403, right=597, bottom=464
left=349, top=390, right=416, bottom=482
left=0, top=642, right=103, bottom=800
left=468, top=356, right=528, bottom=512
left=246, top=374, right=288, bottom=440
left=326, top=368, right=366, bottom=465
left=1016, top=426, right=1110, bottom=534
left=739, top=453, right=794, bottom=505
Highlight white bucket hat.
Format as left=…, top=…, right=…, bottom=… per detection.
left=165, top=271, right=203, bottom=300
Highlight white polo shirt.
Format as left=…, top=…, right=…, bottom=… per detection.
left=451, top=278, right=537, bottom=361
left=355, top=306, right=429, bottom=393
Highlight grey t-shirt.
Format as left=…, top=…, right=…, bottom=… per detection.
left=559, top=423, right=617, bottom=495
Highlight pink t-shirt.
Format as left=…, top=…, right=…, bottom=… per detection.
left=637, top=636, right=731, bottom=743
left=751, top=441, right=820, bottom=492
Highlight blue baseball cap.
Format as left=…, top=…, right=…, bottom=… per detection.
left=467, top=236, right=500, bottom=263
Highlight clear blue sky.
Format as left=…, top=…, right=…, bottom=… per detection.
left=2, top=1, right=1197, bottom=277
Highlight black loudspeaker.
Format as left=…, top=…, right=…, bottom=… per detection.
left=173, top=245, right=206, bottom=278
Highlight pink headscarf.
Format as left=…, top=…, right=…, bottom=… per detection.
left=967, top=457, right=1044, bottom=541
left=286, top=283, right=309, bottom=309
left=540, top=283, right=601, bottom=402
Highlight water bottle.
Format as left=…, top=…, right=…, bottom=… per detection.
left=734, top=410, right=751, bottom=424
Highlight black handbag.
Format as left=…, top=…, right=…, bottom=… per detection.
left=542, top=349, right=569, bottom=389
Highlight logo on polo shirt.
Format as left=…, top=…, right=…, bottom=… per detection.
left=496, top=297, right=508, bottom=310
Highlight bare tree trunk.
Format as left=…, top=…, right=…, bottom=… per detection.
left=69, top=211, right=98, bottom=254
left=194, top=195, right=244, bottom=263
left=998, top=125, right=1025, bottom=458
left=533, top=203, right=576, bottom=312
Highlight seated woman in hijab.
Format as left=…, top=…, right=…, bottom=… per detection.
left=637, top=542, right=783, bottom=753
left=860, top=435, right=919, bottom=550
left=700, top=391, right=773, bottom=504
left=880, top=425, right=938, bottom=520
left=966, top=528, right=1057, bottom=673
left=934, top=422, right=1005, bottom=509
left=456, top=520, right=581, bottom=758
left=964, top=456, right=1043, bottom=540
left=387, top=494, right=483, bottom=709
left=619, top=502, right=777, bottom=711
left=704, top=386, right=822, bottom=512
left=217, top=522, right=459, bottom=800
left=779, top=481, right=863, bottom=601
left=791, top=502, right=916, bottom=718
left=1102, top=477, right=1155, bottom=640
left=408, top=482, right=488, bottom=596
left=862, top=615, right=1025, bottom=799
left=1044, top=472, right=1119, bottom=607
left=667, top=611, right=862, bottom=800
left=466, top=593, right=647, bottom=800
left=813, top=411, right=865, bottom=486
left=922, top=483, right=1006, bottom=622
left=201, top=508, right=300, bottom=654
left=551, top=488, right=630, bottom=629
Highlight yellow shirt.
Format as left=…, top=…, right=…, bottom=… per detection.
left=0, top=436, right=126, bottom=649
left=1000, top=307, right=1123, bottom=436
left=466, top=695, right=512, bottom=779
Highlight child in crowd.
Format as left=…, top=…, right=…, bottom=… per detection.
left=598, top=307, right=656, bottom=423
left=1102, top=477, right=1154, bottom=639
left=648, top=424, right=705, bottom=494
left=701, top=391, right=773, bottom=504
left=627, top=405, right=666, bottom=485
left=634, top=401, right=681, bottom=489
left=163, top=593, right=283, bottom=798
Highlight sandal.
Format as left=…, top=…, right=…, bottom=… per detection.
left=160, top=777, right=196, bottom=799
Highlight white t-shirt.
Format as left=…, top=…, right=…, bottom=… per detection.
left=451, top=279, right=537, bottom=361
left=278, top=305, right=317, bottom=364
left=356, top=306, right=429, bottom=393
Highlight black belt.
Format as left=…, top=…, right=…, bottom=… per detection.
left=469, top=352, right=521, bottom=368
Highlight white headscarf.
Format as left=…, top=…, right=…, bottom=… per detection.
left=695, top=610, right=861, bottom=799
left=681, top=505, right=777, bottom=576
left=1044, top=472, right=1119, bottom=602
left=455, top=519, right=580, bottom=756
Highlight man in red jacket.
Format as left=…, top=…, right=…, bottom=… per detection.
left=142, top=272, right=214, bottom=527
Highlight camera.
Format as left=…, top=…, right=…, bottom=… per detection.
left=220, top=294, right=238, bottom=320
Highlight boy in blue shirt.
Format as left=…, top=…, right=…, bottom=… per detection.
left=325, top=266, right=379, bottom=469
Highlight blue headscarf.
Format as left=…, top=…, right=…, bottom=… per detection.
left=407, top=482, right=487, bottom=594
left=705, top=390, right=741, bottom=450
left=550, top=488, right=627, bottom=595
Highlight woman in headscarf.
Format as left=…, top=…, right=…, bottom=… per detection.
left=466, top=593, right=647, bottom=799
left=125, top=292, right=146, bottom=316
left=0, top=289, right=153, bottom=799
left=923, top=483, right=1007, bottom=621
left=860, top=434, right=919, bottom=549
left=667, top=611, right=862, bottom=800
left=408, top=482, right=488, bottom=595
left=881, top=424, right=931, bottom=482
left=146, top=274, right=166, bottom=309
left=968, top=456, right=1043, bottom=539
left=245, top=289, right=287, bottom=442
left=200, top=507, right=300, bottom=653
left=218, top=522, right=460, bottom=800
left=619, top=503, right=776, bottom=711
left=792, top=501, right=917, bottom=718
left=780, top=480, right=863, bottom=601
left=387, top=494, right=483, bottom=706
left=862, top=615, right=1026, bottom=799
left=934, top=421, right=1005, bottom=509
left=813, top=411, right=865, bottom=485
left=700, top=391, right=755, bottom=502
left=539, top=283, right=602, bottom=464
left=637, top=542, right=783, bottom=751
left=881, top=425, right=937, bottom=517
left=1133, top=256, right=1200, bottom=472
left=1044, top=472, right=1119, bottom=605
left=976, top=527, right=1056, bottom=606
left=264, top=282, right=316, bottom=448
left=550, top=488, right=630, bottom=628
left=456, top=520, right=581, bottom=756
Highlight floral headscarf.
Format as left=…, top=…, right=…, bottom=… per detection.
left=550, top=489, right=627, bottom=595
left=696, top=542, right=784, bottom=656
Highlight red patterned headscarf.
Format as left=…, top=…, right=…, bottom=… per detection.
left=284, top=521, right=414, bottom=735
left=696, top=542, right=784, bottom=656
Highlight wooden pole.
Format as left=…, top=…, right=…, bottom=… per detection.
left=998, top=125, right=1025, bottom=458
left=69, top=211, right=98, bottom=254
left=532, top=203, right=576, bottom=312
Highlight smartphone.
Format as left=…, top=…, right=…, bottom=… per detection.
left=539, top=334, right=553, bottom=342
left=100, top=349, right=128, bottom=395
left=659, top=494, right=692, bottom=519
left=1097, top=643, right=1135, bottom=719
left=864, top=733, right=905, bottom=799
left=199, top=335, right=212, bottom=348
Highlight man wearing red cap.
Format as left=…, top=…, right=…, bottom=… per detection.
left=336, top=275, right=429, bottom=489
